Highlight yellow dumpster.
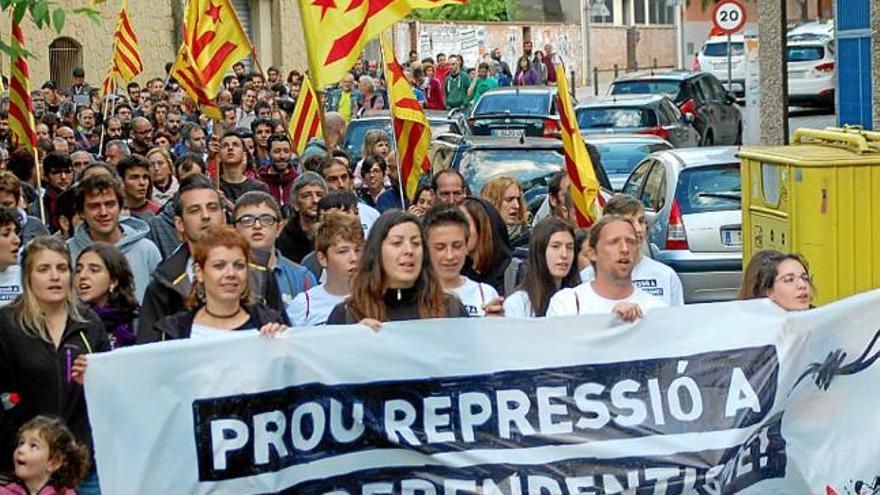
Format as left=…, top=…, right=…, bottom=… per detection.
left=737, top=127, right=880, bottom=306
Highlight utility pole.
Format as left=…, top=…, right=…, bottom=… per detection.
left=758, top=0, right=789, bottom=145
left=581, top=0, right=592, bottom=87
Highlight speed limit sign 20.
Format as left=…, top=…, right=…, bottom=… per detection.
left=712, top=0, right=747, bottom=34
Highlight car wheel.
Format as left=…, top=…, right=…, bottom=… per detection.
left=735, top=124, right=743, bottom=145
left=702, top=130, right=714, bottom=147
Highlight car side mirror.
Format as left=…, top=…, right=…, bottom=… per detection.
left=682, top=112, right=694, bottom=124
left=725, top=93, right=737, bottom=104
left=644, top=210, right=658, bottom=227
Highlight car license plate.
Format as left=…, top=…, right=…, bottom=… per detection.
left=492, top=129, right=524, bottom=137
left=721, top=229, right=742, bottom=247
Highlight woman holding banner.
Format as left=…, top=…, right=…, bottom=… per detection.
left=0, top=236, right=110, bottom=492
left=503, top=217, right=581, bottom=318
left=738, top=250, right=813, bottom=312
left=327, top=210, right=467, bottom=328
left=150, top=226, right=286, bottom=340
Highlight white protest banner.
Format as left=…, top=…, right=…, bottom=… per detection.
left=85, top=290, right=880, bottom=494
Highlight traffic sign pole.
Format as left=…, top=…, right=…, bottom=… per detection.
left=727, top=33, right=732, bottom=91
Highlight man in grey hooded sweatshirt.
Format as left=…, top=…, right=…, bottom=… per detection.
left=67, top=174, right=162, bottom=303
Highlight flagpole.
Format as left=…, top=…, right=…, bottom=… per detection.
left=32, top=150, right=46, bottom=225
left=98, top=94, right=117, bottom=158
left=310, top=76, right=332, bottom=161
left=378, top=30, right=407, bottom=209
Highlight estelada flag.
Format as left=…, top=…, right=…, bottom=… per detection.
left=300, top=0, right=466, bottom=89
left=380, top=31, right=431, bottom=201
left=555, top=63, right=602, bottom=228
left=172, top=0, right=251, bottom=118
left=288, top=77, right=323, bottom=156
left=8, top=20, right=37, bottom=158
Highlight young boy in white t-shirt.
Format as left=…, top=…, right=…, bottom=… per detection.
left=422, top=204, right=503, bottom=317
left=288, top=209, right=364, bottom=326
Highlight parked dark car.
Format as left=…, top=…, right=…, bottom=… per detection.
left=463, top=86, right=570, bottom=139
left=579, top=133, right=674, bottom=191
left=341, top=110, right=461, bottom=162
left=576, top=94, right=700, bottom=149
left=608, top=71, right=743, bottom=146
left=429, top=135, right=612, bottom=213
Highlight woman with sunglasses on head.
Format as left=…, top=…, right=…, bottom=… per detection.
left=327, top=210, right=467, bottom=329
left=738, top=249, right=813, bottom=311
left=504, top=217, right=581, bottom=318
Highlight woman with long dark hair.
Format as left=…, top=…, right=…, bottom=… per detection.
left=738, top=249, right=813, bottom=311
left=504, top=217, right=580, bottom=317
left=514, top=56, right=540, bottom=86
left=459, top=197, right=515, bottom=295
left=75, top=243, right=139, bottom=348
left=0, top=236, right=110, bottom=492
left=327, top=210, right=467, bottom=327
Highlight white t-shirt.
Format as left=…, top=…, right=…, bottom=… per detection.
left=546, top=282, right=667, bottom=317
left=0, top=266, right=22, bottom=307
left=189, top=324, right=239, bottom=339
left=448, top=277, right=498, bottom=317
left=288, top=285, right=347, bottom=327
left=503, top=290, right=535, bottom=318
left=581, top=257, right=684, bottom=306
left=358, top=203, right=380, bottom=237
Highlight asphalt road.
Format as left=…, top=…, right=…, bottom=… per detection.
left=788, top=107, right=837, bottom=139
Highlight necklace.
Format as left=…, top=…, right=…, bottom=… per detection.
left=203, top=306, right=242, bottom=319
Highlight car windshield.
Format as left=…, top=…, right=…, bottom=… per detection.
left=459, top=148, right=563, bottom=193
left=343, top=119, right=449, bottom=160
left=577, top=107, right=657, bottom=129
left=675, top=164, right=742, bottom=214
left=703, top=42, right=745, bottom=57
left=474, top=93, right=550, bottom=116
left=610, top=80, right=681, bottom=99
left=787, top=45, right=825, bottom=61
left=594, top=142, right=672, bottom=175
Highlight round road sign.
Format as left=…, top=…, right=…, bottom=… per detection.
left=712, top=0, right=746, bottom=34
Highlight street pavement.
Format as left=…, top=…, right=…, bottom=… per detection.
left=788, top=107, right=836, bottom=139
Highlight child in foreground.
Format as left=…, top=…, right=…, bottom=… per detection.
left=1, top=416, right=89, bottom=495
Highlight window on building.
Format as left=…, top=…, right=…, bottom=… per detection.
left=48, top=38, right=82, bottom=91
left=649, top=0, right=675, bottom=24
left=591, top=0, right=614, bottom=23
left=634, top=0, right=646, bottom=24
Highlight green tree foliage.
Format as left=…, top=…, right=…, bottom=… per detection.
left=0, top=0, right=100, bottom=58
left=412, top=0, right=519, bottom=22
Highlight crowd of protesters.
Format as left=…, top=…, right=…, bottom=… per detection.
left=0, top=48, right=813, bottom=494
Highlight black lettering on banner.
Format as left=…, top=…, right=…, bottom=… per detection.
left=192, top=346, right=778, bottom=482
left=255, top=414, right=786, bottom=494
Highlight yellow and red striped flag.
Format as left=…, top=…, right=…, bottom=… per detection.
left=288, top=76, right=323, bottom=156
left=300, top=0, right=466, bottom=89
left=171, top=0, right=252, bottom=119
left=102, top=68, right=118, bottom=98
left=380, top=32, right=430, bottom=200
left=556, top=64, right=602, bottom=227
left=110, top=0, right=143, bottom=82
left=8, top=20, right=37, bottom=157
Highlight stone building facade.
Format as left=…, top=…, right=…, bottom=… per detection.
left=0, top=0, right=309, bottom=91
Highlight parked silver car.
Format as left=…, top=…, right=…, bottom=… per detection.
left=621, top=147, right=742, bottom=303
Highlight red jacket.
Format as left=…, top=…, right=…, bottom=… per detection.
left=259, top=168, right=297, bottom=207
left=0, top=482, right=76, bottom=494
left=424, top=77, right=445, bottom=110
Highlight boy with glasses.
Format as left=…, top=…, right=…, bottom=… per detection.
left=28, top=152, right=74, bottom=233
left=233, top=191, right=316, bottom=316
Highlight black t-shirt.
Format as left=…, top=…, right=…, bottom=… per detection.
left=326, top=287, right=468, bottom=324
left=220, top=178, right=269, bottom=204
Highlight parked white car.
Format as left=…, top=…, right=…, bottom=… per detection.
left=695, top=35, right=746, bottom=96
left=787, top=37, right=835, bottom=108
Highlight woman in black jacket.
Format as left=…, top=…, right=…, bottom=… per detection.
left=327, top=210, right=467, bottom=327
left=153, top=226, right=286, bottom=340
left=0, top=236, right=110, bottom=484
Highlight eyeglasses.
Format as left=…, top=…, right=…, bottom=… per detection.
left=775, top=273, right=812, bottom=285
left=235, top=214, right=278, bottom=228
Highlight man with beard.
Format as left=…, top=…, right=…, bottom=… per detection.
left=260, top=134, right=298, bottom=209
left=74, top=107, right=97, bottom=151
left=164, top=110, right=182, bottom=143
left=129, top=117, right=153, bottom=155
left=174, top=123, right=207, bottom=160
left=276, top=172, right=326, bottom=263
left=547, top=215, right=665, bottom=321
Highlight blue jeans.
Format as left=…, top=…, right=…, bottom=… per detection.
left=78, top=470, right=101, bottom=495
